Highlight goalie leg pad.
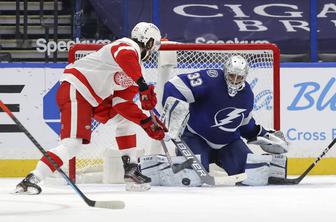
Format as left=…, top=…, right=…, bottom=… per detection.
left=140, top=154, right=202, bottom=186
left=159, top=156, right=202, bottom=187
left=139, top=155, right=164, bottom=186
left=269, top=154, right=287, bottom=182
left=242, top=153, right=272, bottom=186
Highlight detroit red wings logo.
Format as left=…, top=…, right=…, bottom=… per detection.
left=114, top=72, right=134, bottom=88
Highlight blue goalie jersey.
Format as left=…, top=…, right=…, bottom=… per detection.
left=162, top=69, right=260, bottom=149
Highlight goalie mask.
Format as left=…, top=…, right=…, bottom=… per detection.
left=224, top=55, right=249, bottom=97
left=131, top=22, right=161, bottom=61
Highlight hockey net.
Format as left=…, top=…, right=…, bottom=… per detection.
left=65, top=42, right=280, bottom=184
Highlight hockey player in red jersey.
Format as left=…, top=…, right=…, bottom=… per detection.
left=15, top=22, right=166, bottom=194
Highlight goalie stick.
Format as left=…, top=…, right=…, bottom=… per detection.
left=269, top=137, right=336, bottom=185
left=172, top=138, right=247, bottom=186
left=0, top=100, right=125, bottom=209
left=149, top=111, right=193, bottom=173
left=155, top=107, right=246, bottom=186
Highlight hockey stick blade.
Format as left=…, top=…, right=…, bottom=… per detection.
left=93, top=200, right=126, bottom=209
left=269, top=138, right=336, bottom=185
left=268, top=176, right=300, bottom=185
left=0, top=100, right=125, bottom=209
left=171, top=158, right=194, bottom=173
left=83, top=194, right=125, bottom=209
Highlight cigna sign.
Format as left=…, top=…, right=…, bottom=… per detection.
left=173, top=3, right=336, bottom=32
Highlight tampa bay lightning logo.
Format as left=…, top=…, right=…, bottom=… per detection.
left=206, top=69, right=218, bottom=78
left=211, top=107, right=246, bottom=132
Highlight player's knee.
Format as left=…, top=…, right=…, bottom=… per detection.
left=116, top=124, right=136, bottom=136
left=113, top=115, right=136, bottom=136
left=218, top=140, right=251, bottom=175
left=52, top=138, right=83, bottom=161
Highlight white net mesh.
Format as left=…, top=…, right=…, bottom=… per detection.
left=68, top=43, right=279, bottom=183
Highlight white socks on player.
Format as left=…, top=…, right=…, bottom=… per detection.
left=31, top=161, right=53, bottom=182
left=119, top=148, right=138, bottom=163
left=54, top=138, right=83, bottom=161
left=31, top=138, right=83, bottom=182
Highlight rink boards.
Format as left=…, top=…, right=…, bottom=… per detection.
left=0, top=63, right=335, bottom=176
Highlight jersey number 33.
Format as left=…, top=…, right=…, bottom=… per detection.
left=188, top=73, right=203, bottom=87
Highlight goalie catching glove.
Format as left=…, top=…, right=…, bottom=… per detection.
left=247, top=128, right=288, bottom=154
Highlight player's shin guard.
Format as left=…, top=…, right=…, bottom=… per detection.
left=122, top=155, right=151, bottom=191
left=14, top=173, right=42, bottom=195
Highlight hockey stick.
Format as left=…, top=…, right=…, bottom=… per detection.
left=156, top=107, right=245, bottom=185
left=269, top=137, right=336, bottom=185
left=172, top=138, right=247, bottom=185
left=149, top=111, right=193, bottom=173
left=0, top=100, right=125, bottom=209
left=171, top=138, right=215, bottom=185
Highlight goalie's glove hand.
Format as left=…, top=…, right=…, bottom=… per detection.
left=137, top=77, right=157, bottom=110
left=247, top=129, right=289, bottom=154
left=140, top=116, right=167, bottom=140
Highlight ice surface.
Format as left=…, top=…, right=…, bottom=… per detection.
left=1, top=176, right=336, bottom=222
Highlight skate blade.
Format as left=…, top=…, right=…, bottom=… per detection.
left=125, top=182, right=151, bottom=192
left=12, top=186, right=40, bottom=195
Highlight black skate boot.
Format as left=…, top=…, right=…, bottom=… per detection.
left=14, top=173, right=42, bottom=195
left=122, top=155, right=151, bottom=191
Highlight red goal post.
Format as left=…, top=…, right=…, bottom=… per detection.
left=66, top=42, right=280, bottom=183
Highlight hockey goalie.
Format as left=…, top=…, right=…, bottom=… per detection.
left=141, top=55, right=289, bottom=186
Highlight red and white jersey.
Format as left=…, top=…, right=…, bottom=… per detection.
left=60, top=37, right=143, bottom=107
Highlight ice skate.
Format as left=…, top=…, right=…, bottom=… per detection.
left=122, top=155, right=151, bottom=191
left=14, top=173, right=42, bottom=195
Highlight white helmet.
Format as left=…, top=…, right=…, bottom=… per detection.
left=131, top=22, right=161, bottom=61
left=224, top=55, right=249, bottom=97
